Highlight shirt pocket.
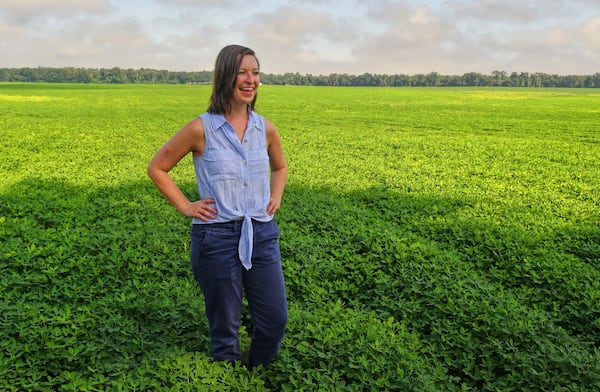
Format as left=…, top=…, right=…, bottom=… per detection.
left=248, top=148, right=270, bottom=176
left=202, top=149, right=242, bottom=181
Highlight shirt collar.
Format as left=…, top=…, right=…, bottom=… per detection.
left=213, top=110, right=260, bottom=132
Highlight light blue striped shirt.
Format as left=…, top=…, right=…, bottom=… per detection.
left=192, top=111, right=272, bottom=270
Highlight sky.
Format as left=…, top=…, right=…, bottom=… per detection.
left=1, top=0, right=599, bottom=75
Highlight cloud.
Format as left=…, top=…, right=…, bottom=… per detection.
left=342, top=0, right=600, bottom=75
left=446, top=0, right=540, bottom=24
left=578, top=16, right=600, bottom=50
left=52, top=19, right=153, bottom=62
left=1, top=0, right=599, bottom=74
left=347, top=3, right=470, bottom=74
left=446, top=0, right=598, bottom=25
left=0, top=0, right=112, bottom=24
left=238, top=4, right=343, bottom=73
left=466, top=13, right=600, bottom=74
left=154, top=0, right=236, bottom=6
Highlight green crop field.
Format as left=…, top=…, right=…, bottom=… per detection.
left=1, top=83, right=599, bottom=391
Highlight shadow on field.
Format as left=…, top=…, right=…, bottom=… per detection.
left=278, top=183, right=599, bottom=337
left=2, top=177, right=599, bottom=388
left=1, top=177, right=212, bottom=383
left=276, top=183, right=600, bottom=388
left=279, top=187, right=600, bottom=376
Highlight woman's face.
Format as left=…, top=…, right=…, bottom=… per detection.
left=232, top=54, right=260, bottom=107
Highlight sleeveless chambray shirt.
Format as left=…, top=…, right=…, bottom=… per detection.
left=192, top=111, right=272, bottom=270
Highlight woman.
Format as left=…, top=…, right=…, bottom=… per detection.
left=147, top=45, right=288, bottom=369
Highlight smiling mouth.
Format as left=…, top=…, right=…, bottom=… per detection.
left=240, top=87, right=255, bottom=97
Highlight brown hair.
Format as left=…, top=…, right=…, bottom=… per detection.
left=207, top=45, right=260, bottom=114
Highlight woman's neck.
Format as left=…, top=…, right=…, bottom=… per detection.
left=225, top=105, right=250, bottom=141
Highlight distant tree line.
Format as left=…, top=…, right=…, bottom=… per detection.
left=1, top=67, right=600, bottom=88
left=0, top=67, right=213, bottom=84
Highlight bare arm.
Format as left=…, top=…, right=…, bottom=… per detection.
left=147, top=118, right=217, bottom=221
left=266, top=119, right=288, bottom=216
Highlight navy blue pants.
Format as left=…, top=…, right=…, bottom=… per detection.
left=190, top=219, right=288, bottom=368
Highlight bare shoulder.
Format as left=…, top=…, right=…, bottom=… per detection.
left=264, top=118, right=280, bottom=139
left=184, top=117, right=205, bottom=136
left=178, top=117, right=205, bottom=155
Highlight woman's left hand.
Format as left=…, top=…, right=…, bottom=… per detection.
left=266, top=198, right=281, bottom=216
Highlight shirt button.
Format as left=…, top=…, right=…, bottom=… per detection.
left=243, top=139, right=248, bottom=143
left=242, top=160, right=247, bottom=164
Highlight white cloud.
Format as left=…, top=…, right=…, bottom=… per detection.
left=1, top=0, right=599, bottom=74
left=0, top=0, right=112, bottom=23
left=578, top=16, right=600, bottom=50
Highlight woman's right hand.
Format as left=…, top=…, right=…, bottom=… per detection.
left=182, top=198, right=217, bottom=221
